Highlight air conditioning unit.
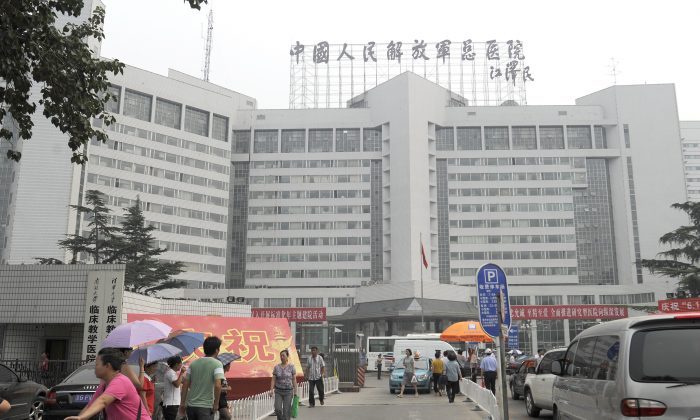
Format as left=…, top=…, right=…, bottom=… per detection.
left=236, top=297, right=246, bottom=303
left=226, top=296, right=237, bottom=303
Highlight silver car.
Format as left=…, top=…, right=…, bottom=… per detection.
left=551, top=312, right=700, bottom=419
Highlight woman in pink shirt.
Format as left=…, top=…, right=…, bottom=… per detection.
left=65, top=348, right=150, bottom=420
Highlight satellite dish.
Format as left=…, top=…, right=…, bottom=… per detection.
left=500, top=100, right=519, bottom=106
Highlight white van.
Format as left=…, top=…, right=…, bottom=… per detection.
left=392, top=339, right=455, bottom=365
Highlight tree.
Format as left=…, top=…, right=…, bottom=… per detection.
left=34, top=257, right=65, bottom=265
left=0, top=0, right=206, bottom=163
left=112, top=198, right=185, bottom=293
left=641, top=201, right=700, bottom=297
left=58, top=189, right=119, bottom=263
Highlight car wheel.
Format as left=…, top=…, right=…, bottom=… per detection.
left=29, top=398, right=44, bottom=420
left=525, top=390, right=540, bottom=417
left=552, top=404, right=561, bottom=420
left=512, top=385, right=520, bottom=400
left=390, top=388, right=395, bottom=394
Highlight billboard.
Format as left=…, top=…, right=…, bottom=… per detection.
left=657, top=298, right=700, bottom=313
left=510, top=305, right=628, bottom=320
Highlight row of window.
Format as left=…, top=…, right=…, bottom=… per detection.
left=449, top=202, right=575, bottom=213
left=102, top=122, right=231, bottom=158
left=92, top=138, right=230, bottom=175
left=157, top=240, right=225, bottom=257
left=508, top=295, right=597, bottom=306
left=180, top=261, right=225, bottom=274
left=111, top=85, right=229, bottom=141
left=250, top=159, right=372, bottom=169
left=247, top=269, right=370, bottom=279
left=451, top=250, right=577, bottom=260
left=233, top=128, right=382, bottom=154
left=87, top=174, right=228, bottom=208
left=247, top=236, right=371, bottom=247
left=599, top=292, right=655, bottom=304
left=257, top=297, right=355, bottom=308
left=435, top=126, right=604, bottom=151
left=250, top=174, right=371, bottom=184
left=248, top=221, right=370, bottom=231
left=450, top=218, right=575, bottom=229
left=448, top=171, right=585, bottom=183
left=249, top=189, right=370, bottom=200
left=452, top=266, right=578, bottom=277
left=97, top=216, right=226, bottom=241
left=248, top=205, right=371, bottom=215
left=447, top=156, right=586, bottom=168
left=247, top=253, right=370, bottom=263
left=89, top=154, right=228, bottom=191
left=449, top=187, right=573, bottom=197
left=450, top=234, right=576, bottom=244
left=103, top=195, right=227, bottom=224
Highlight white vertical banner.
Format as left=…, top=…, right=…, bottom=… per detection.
left=82, top=271, right=125, bottom=361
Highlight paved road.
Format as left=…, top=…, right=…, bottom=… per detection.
left=506, top=377, right=554, bottom=420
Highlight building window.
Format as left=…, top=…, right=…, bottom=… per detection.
left=567, top=126, right=592, bottom=149
left=436, top=126, right=455, bottom=151
left=107, top=84, right=121, bottom=114
left=154, top=98, right=182, bottom=129
left=296, top=297, right=323, bottom=307
left=123, top=89, right=152, bottom=122
left=600, top=295, right=626, bottom=305
left=540, top=126, right=564, bottom=149
left=363, top=127, right=382, bottom=152
left=594, top=126, right=607, bottom=148
left=509, top=296, right=530, bottom=306
left=624, top=124, right=631, bottom=148
left=512, top=126, right=537, bottom=150
left=484, top=126, right=509, bottom=150
left=245, top=298, right=260, bottom=308
left=328, top=297, right=354, bottom=307
left=456, top=127, right=482, bottom=150
left=309, top=129, right=333, bottom=152
left=567, top=295, right=595, bottom=305
left=212, top=114, right=229, bottom=142
left=537, top=319, right=565, bottom=349
left=232, top=130, right=250, bottom=153
left=535, top=295, right=563, bottom=305
left=254, top=130, right=279, bottom=153
left=281, top=130, right=305, bottom=153
left=184, top=106, right=209, bottom=137
left=264, top=298, right=292, bottom=307
left=336, top=129, right=361, bottom=152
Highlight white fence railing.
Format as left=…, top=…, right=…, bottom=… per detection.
left=459, top=378, right=500, bottom=420
left=230, top=376, right=339, bottom=420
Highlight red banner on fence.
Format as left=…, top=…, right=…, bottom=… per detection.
left=252, top=307, right=326, bottom=322
left=511, top=305, right=628, bottom=320
left=657, top=298, right=700, bottom=313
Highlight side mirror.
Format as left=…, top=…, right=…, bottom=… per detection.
left=551, top=361, right=562, bottom=376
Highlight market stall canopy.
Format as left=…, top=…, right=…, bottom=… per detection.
left=440, top=321, right=494, bottom=343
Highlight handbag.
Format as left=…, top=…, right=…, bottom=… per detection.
left=438, top=374, right=448, bottom=386
left=291, top=395, right=300, bottom=418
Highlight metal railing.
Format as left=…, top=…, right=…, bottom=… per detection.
left=459, top=378, right=500, bottom=420
left=230, top=376, right=339, bottom=420
left=0, top=359, right=88, bottom=388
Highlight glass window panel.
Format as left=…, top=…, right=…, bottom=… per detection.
left=336, top=128, right=361, bottom=152
left=184, top=106, right=210, bottom=137
left=456, top=127, right=482, bottom=150
left=540, top=126, right=564, bottom=149
left=363, top=127, right=382, bottom=151
left=436, top=126, right=454, bottom=151
left=232, top=130, right=250, bottom=153
left=254, top=130, right=279, bottom=153
left=212, top=114, right=229, bottom=142
left=123, top=89, right=152, bottom=122
left=567, top=126, right=592, bottom=149
left=155, top=98, right=182, bottom=129
left=512, top=126, right=537, bottom=150
left=281, top=130, right=305, bottom=153
left=106, top=84, right=121, bottom=113
left=484, top=126, right=509, bottom=150
left=309, top=129, right=333, bottom=152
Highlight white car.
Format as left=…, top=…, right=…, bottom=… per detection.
left=523, top=348, right=566, bottom=417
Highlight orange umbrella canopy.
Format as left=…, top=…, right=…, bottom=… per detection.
left=440, top=321, right=494, bottom=343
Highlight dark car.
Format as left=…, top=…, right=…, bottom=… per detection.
left=44, top=363, right=166, bottom=420
left=508, top=357, right=536, bottom=400
left=506, top=354, right=529, bottom=375
left=0, top=362, right=48, bottom=420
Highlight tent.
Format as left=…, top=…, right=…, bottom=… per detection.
left=440, top=321, right=494, bottom=343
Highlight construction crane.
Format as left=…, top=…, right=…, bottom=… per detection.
left=203, top=6, right=213, bottom=82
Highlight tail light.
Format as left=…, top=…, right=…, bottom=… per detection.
left=45, top=391, right=57, bottom=406
left=621, top=398, right=667, bottom=416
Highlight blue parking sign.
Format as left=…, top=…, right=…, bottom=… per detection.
left=508, top=326, right=520, bottom=349
left=476, top=263, right=511, bottom=338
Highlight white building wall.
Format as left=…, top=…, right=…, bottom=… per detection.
left=681, top=121, right=700, bottom=201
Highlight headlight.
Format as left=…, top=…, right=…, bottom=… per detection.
left=417, top=374, right=428, bottom=381
left=391, top=375, right=400, bottom=380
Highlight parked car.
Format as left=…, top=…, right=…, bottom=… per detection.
left=551, top=312, right=700, bottom=419
left=506, top=354, right=530, bottom=375
left=0, top=362, right=48, bottom=420
left=389, top=358, right=432, bottom=394
left=522, top=348, right=566, bottom=417
left=44, top=363, right=166, bottom=420
left=508, top=357, right=536, bottom=400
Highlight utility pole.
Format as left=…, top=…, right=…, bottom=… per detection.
left=497, top=292, right=510, bottom=420
left=202, top=6, right=214, bottom=82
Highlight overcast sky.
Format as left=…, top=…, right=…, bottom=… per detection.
left=100, top=0, right=700, bottom=120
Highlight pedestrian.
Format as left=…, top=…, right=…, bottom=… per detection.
left=535, top=348, right=545, bottom=364
left=139, top=359, right=157, bottom=417
left=456, top=349, right=468, bottom=378
left=65, top=348, right=150, bottom=420
left=0, top=397, right=10, bottom=415
left=162, top=356, right=186, bottom=420
left=217, top=359, right=233, bottom=420
left=444, top=351, right=462, bottom=403
left=114, top=347, right=147, bottom=406
left=398, top=349, right=418, bottom=398
left=468, top=348, right=478, bottom=383
left=376, top=354, right=383, bottom=380
left=271, top=349, right=297, bottom=420
left=39, top=352, right=49, bottom=378
left=431, top=350, right=445, bottom=396
left=480, top=348, right=498, bottom=394
left=306, top=346, right=325, bottom=407
left=179, top=336, right=225, bottom=420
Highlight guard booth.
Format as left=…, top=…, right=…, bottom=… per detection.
left=334, top=348, right=361, bottom=385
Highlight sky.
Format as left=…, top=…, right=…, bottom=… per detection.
left=100, top=0, right=700, bottom=120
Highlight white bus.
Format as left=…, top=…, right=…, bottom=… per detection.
left=366, top=334, right=442, bottom=371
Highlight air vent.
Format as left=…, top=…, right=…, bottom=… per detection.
left=467, top=111, right=477, bottom=116
left=256, top=114, right=266, bottom=120
left=558, top=110, right=568, bottom=116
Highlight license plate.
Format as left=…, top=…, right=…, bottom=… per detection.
left=72, top=393, right=93, bottom=403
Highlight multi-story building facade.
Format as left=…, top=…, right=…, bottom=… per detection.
left=681, top=121, right=700, bottom=201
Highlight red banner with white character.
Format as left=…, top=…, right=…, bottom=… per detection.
left=657, top=298, right=700, bottom=313
left=511, top=305, right=628, bottom=320
left=252, top=307, right=326, bottom=322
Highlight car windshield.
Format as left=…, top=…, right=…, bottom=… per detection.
left=395, top=359, right=429, bottom=370
left=630, top=327, right=700, bottom=383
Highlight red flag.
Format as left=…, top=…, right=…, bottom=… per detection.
left=420, top=242, right=429, bottom=268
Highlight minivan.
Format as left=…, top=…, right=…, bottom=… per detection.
left=550, top=312, right=700, bottom=419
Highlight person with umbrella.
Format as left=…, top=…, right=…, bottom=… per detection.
left=216, top=353, right=240, bottom=420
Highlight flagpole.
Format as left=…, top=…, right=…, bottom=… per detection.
left=420, top=232, right=425, bottom=333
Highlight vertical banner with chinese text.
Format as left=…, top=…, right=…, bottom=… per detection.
left=82, top=271, right=125, bottom=361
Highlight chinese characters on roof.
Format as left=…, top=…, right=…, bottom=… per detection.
left=289, top=40, right=533, bottom=109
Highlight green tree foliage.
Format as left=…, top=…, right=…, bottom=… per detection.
left=58, top=189, right=119, bottom=263
left=641, top=202, right=700, bottom=297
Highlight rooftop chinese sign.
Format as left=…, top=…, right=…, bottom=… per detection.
left=289, top=40, right=533, bottom=109
left=82, top=271, right=124, bottom=362
left=252, top=307, right=326, bottom=323
left=511, top=305, right=628, bottom=320
left=657, top=298, right=700, bottom=313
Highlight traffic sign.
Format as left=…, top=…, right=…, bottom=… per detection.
left=508, top=325, right=520, bottom=349
left=476, top=263, right=511, bottom=338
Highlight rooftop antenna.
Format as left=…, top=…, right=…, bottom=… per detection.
left=608, top=57, right=620, bottom=85
left=202, top=4, right=214, bottom=82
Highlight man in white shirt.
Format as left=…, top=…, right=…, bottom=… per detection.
left=305, top=346, right=326, bottom=407
left=534, top=348, right=545, bottom=364
left=162, top=356, right=186, bottom=420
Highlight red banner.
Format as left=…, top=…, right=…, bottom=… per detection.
left=252, top=307, right=326, bottom=322
left=658, top=298, right=700, bottom=313
left=511, top=305, right=628, bottom=320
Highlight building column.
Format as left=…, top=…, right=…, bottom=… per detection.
left=530, top=320, right=539, bottom=352
left=563, top=319, right=571, bottom=345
